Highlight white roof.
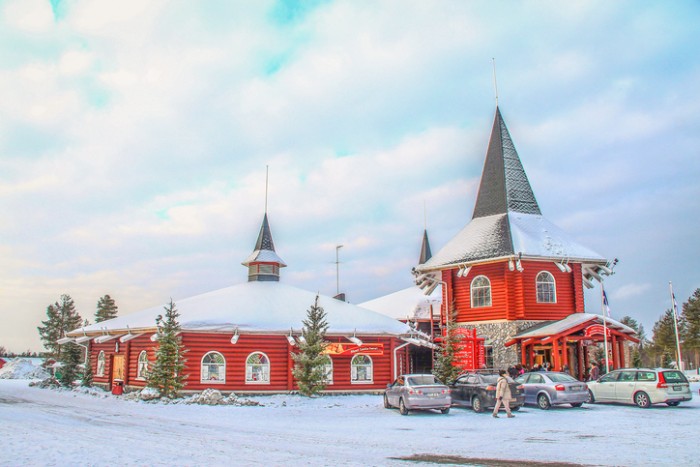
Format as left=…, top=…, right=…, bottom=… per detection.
left=69, top=281, right=411, bottom=337
left=359, top=285, right=442, bottom=321
left=422, top=212, right=605, bottom=270
left=513, top=313, right=637, bottom=339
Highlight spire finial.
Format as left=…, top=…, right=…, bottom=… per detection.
left=492, top=57, right=499, bottom=107
left=264, top=165, right=269, bottom=214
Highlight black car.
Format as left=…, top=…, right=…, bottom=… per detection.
left=450, top=372, right=525, bottom=413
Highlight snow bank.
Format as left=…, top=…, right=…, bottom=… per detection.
left=0, top=358, right=49, bottom=380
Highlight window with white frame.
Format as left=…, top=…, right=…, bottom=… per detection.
left=97, top=351, right=105, bottom=377
left=351, top=354, right=373, bottom=384
left=470, top=275, right=492, bottom=308
left=536, top=271, right=557, bottom=303
left=321, top=355, right=333, bottom=385
left=201, top=351, right=226, bottom=383
left=245, top=352, right=270, bottom=384
left=136, top=350, right=149, bottom=380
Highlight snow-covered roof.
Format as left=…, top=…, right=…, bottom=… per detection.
left=418, top=107, right=607, bottom=271
left=359, top=285, right=442, bottom=321
left=511, top=313, right=637, bottom=340
left=68, top=281, right=411, bottom=337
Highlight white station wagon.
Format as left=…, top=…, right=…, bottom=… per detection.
left=587, top=368, right=692, bottom=408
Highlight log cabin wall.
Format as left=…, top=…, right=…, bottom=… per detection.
left=445, top=259, right=586, bottom=324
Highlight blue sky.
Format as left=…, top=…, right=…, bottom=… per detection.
left=1, top=0, right=699, bottom=353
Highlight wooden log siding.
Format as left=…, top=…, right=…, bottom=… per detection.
left=88, top=332, right=400, bottom=392
left=447, top=260, right=587, bottom=324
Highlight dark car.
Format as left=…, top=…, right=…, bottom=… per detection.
left=450, top=372, right=525, bottom=413
left=515, top=371, right=589, bottom=409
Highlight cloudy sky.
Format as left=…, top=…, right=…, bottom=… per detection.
left=1, top=0, right=699, bottom=353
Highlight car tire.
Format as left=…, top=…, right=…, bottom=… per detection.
left=587, top=389, right=596, bottom=404
left=667, top=401, right=680, bottom=407
left=441, top=407, right=450, bottom=414
left=634, top=391, right=651, bottom=408
left=537, top=393, right=551, bottom=410
left=571, top=402, right=584, bottom=408
left=399, top=398, right=409, bottom=415
left=383, top=394, right=391, bottom=409
left=511, top=405, right=520, bottom=412
left=472, top=396, right=484, bottom=413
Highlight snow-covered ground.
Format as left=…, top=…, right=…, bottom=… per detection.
left=0, top=380, right=697, bottom=466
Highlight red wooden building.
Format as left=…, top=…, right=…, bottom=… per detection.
left=414, top=107, right=638, bottom=380
left=67, top=213, right=429, bottom=393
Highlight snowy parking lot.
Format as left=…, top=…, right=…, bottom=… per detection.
left=0, top=379, right=697, bottom=466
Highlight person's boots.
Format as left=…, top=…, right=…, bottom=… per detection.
left=507, top=413, right=515, bottom=418
left=492, top=413, right=499, bottom=418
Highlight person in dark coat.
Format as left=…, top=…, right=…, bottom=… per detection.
left=589, top=361, right=600, bottom=381
left=492, top=369, right=515, bottom=418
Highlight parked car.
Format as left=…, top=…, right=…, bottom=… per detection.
left=450, top=372, right=524, bottom=413
left=514, top=371, right=588, bottom=409
left=587, top=368, right=693, bottom=408
left=384, top=374, right=451, bottom=415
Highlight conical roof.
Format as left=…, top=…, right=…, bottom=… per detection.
left=419, top=107, right=605, bottom=270
left=242, top=213, right=287, bottom=269
left=418, top=229, right=432, bottom=265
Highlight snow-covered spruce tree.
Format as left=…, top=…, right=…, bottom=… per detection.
left=291, top=295, right=329, bottom=397
left=37, top=294, right=83, bottom=361
left=59, top=342, right=83, bottom=387
left=95, top=294, right=119, bottom=323
left=432, top=302, right=462, bottom=386
left=147, top=299, right=187, bottom=399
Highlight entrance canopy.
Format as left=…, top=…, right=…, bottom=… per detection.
left=505, top=313, right=638, bottom=347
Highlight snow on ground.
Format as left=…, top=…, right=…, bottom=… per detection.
left=0, top=359, right=49, bottom=380
left=0, top=380, right=697, bottom=466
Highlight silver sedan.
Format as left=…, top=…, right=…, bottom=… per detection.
left=515, top=371, right=589, bottom=409
left=384, top=374, right=451, bottom=415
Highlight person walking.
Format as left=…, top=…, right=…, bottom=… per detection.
left=588, top=361, right=600, bottom=381
left=492, top=369, right=514, bottom=418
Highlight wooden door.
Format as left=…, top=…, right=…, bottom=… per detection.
left=112, top=355, right=125, bottom=381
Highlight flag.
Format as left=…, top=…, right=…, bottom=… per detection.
left=602, top=288, right=611, bottom=318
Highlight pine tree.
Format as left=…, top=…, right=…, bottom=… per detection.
left=59, top=342, right=83, bottom=387
left=95, top=294, right=119, bottom=323
left=620, top=316, right=646, bottom=368
left=37, top=295, right=83, bottom=360
left=147, top=299, right=187, bottom=399
left=651, top=309, right=681, bottom=367
left=291, top=295, right=330, bottom=397
left=432, top=313, right=463, bottom=386
left=681, top=288, right=700, bottom=369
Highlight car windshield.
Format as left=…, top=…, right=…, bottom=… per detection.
left=548, top=373, right=578, bottom=383
left=407, top=375, right=440, bottom=386
left=662, top=371, right=688, bottom=384
left=482, top=375, right=499, bottom=384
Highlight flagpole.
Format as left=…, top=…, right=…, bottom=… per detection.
left=601, top=286, right=610, bottom=373
left=669, top=281, right=684, bottom=371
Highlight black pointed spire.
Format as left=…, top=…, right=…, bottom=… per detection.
left=472, top=107, right=541, bottom=219
left=418, top=229, right=432, bottom=265
left=242, top=213, right=286, bottom=282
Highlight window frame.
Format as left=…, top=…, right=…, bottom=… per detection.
left=136, top=350, right=149, bottom=380
left=470, top=275, right=492, bottom=308
left=321, top=355, right=333, bottom=385
left=350, top=354, right=373, bottom=384
left=536, top=271, right=557, bottom=304
left=245, top=352, right=270, bottom=385
left=201, top=351, right=226, bottom=384
left=96, top=351, right=105, bottom=377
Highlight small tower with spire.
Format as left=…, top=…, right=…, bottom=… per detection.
left=241, top=213, right=287, bottom=282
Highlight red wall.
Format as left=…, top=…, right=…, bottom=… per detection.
left=445, top=259, right=585, bottom=323
left=89, top=333, right=399, bottom=393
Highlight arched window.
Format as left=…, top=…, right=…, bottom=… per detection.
left=136, top=351, right=149, bottom=380
left=470, top=275, right=492, bottom=308
left=201, top=351, right=226, bottom=384
left=97, top=351, right=105, bottom=377
left=351, top=355, right=373, bottom=384
left=536, top=271, right=557, bottom=303
left=321, top=355, right=333, bottom=385
left=246, top=352, right=270, bottom=384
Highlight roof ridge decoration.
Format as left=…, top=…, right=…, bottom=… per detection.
left=472, top=107, right=541, bottom=219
